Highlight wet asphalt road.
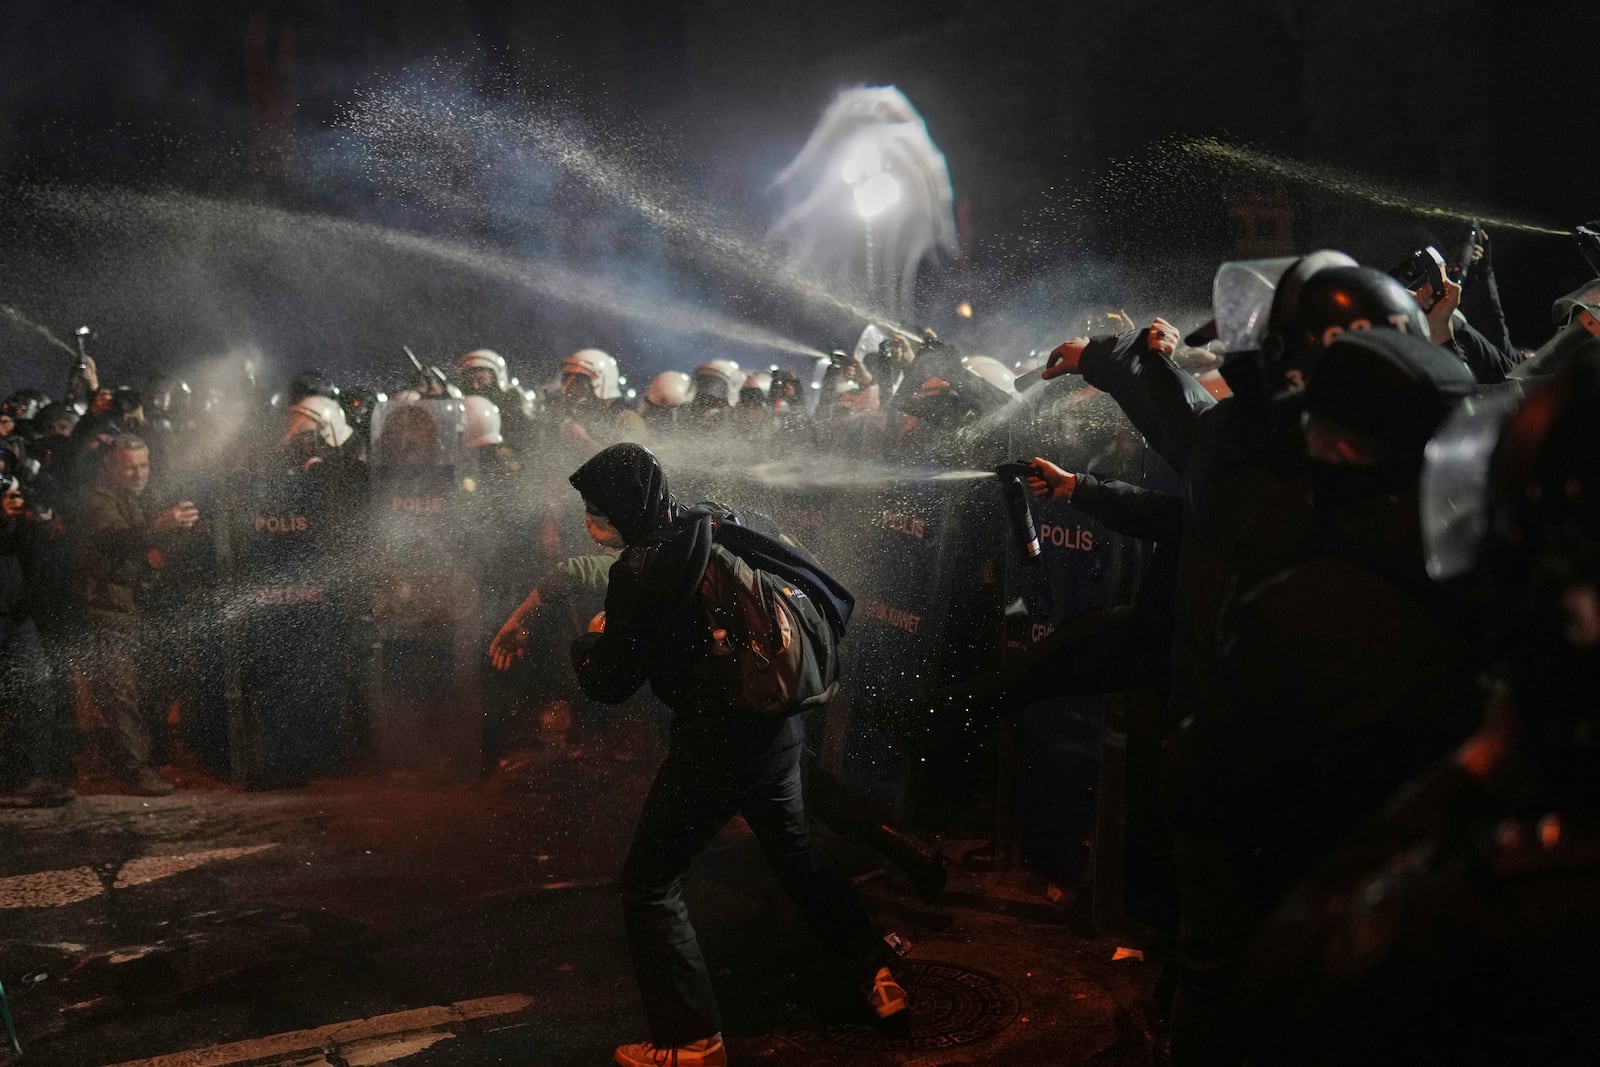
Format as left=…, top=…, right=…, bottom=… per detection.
left=1, top=740, right=1161, bottom=1067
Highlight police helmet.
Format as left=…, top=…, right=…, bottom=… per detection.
left=462, top=395, right=503, bottom=448
left=1213, top=252, right=1427, bottom=399
left=963, top=355, right=1016, bottom=394
left=1, top=394, right=41, bottom=424
left=286, top=369, right=340, bottom=406
left=340, top=385, right=382, bottom=431
left=37, top=403, right=78, bottom=436
left=1551, top=277, right=1600, bottom=329
left=739, top=373, right=772, bottom=406
left=285, top=394, right=353, bottom=448
left=692, top=360, right=742, bottom=405
left=111, top=387, right=145, bottom=418
left=561, top=348, right=622, bottom=401
left=147, top=378, right=192, bottom=417
left=1264, top=254, right=1427, bottom=380
left=459, top=348, right=511, bottom=393
left=643, top=371, right=693, bottom=411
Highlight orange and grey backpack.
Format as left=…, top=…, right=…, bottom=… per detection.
left=696, top=541, right=841, bottom=718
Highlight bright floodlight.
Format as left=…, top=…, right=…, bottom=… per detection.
left=840, top=141, right=881, bottom=185
left=852, top=172, right=902, bottom=219
left=772, top=86, right=959, bottom=319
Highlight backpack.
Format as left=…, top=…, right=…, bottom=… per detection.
left=697, top=541, right=841, bottom=718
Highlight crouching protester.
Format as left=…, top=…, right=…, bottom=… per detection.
left=567, top=442, right=907, bottom=1067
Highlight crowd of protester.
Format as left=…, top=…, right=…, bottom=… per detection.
left=3, top=223, right=1598, bottom=1061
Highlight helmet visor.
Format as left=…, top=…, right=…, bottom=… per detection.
left=1420, top=384, right=1526, bottom=580
left=854, top=323, right=887, bottom=362
left=1211, top=257, right=1296, bottom=353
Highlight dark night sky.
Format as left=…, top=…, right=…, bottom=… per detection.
left=2, top=0, right=1597, bottom=388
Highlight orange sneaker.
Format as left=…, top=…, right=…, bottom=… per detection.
left=866, top=966, right=909, bottom=1020
left=613, top=1034, right=727, bottom=1066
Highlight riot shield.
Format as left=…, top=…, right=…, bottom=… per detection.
left=1000, top=417, right=1147, bottom=889
left=364, top=397, right=483, bottom=783
left=227, top=459, right=357, bottom=788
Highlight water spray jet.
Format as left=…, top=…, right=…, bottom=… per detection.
left=1181, top=138, right=1568, bottom=236
left=0, top=302, right=78, bottom=358
left=14, top=185, right=827, bottom=365
left=339, top=77, right=906, bottom=335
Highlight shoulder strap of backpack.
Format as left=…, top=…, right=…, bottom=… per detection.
left=710, top=519, right=853, bottom=639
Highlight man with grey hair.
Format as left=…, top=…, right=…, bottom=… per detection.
left=74, top=434, right=199, bottom=795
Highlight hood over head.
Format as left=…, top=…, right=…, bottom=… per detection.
left=569, top=442, right=677, bottom=544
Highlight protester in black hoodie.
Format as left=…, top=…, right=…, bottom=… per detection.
left=566, top=442, right=906, bottom=1067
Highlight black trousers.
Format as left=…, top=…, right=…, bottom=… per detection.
left=621, top=715, right=887, bottom=1045
left=1168, top=831, right=1256, bottom=1067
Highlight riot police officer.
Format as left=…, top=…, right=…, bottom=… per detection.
left=555, top=348, right=647, bottom=452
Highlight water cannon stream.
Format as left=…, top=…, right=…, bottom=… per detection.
left=1181, top=138, right=1567, bottom=236
left=0, top=302, right=79, bottom=359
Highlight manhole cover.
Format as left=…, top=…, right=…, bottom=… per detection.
left=777, top=959, right=1019, bottom=1052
